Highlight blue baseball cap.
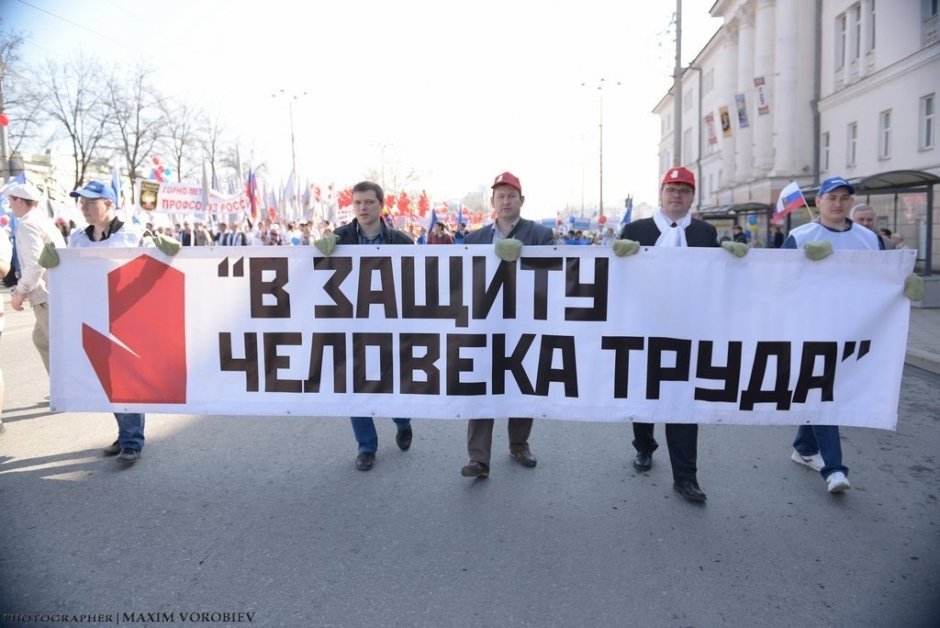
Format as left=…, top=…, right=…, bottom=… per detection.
left=70, top=179, right=117, bottom=204
left=818, top=176, right=855, bottom=195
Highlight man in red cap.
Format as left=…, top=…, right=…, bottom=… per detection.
left=618, top=166, right=718, bottom=503
left=459, top=171, right=554, bottom=479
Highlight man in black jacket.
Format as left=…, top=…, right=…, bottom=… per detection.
left=460, top=171, right=554, bottom=479
left=619, top=166, right=718, bottom=503
left=332, top=181, right=414, bottom=471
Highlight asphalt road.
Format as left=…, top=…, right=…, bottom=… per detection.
left=1, top=303, right=938, bottom=628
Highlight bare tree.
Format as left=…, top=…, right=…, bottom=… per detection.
left=0, top=26, right=46, bottom=173
left=106, top=64, right=163, bottom=203
left=34, top=55, right=111, bottom=189
left=160, top=98, right=200, bottom=183
left=362, top=163, right=419, bottom=194
left=199, top=113, right=226, bottom=189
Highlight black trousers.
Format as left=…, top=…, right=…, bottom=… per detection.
left=632, top=422, right=698, bottom=483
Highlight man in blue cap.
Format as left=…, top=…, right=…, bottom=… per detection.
left=782, top=176, right=883, bottom=494
left=51, top=180, right=179, bottom=464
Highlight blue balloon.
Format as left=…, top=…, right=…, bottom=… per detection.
left=568, top=215, right=576, bottom=224
left=291, top=236, right=301, bottom=245
left=164, top=168, right=172, bottom=175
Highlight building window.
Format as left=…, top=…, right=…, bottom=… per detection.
left=871, top=0, right=876, bottom=50
left=847, top=122, right=858, bottom=166
left=921, top=93, right=935, bottom=150
left=837, top=13, right=847, bottom=69
left=925, top=0, right=939, bottom=46
left=853, top=4, right=862, bottom=60
left=683, top=88, right=693, bottom=113
left=821, top=132, right=830, bottom=171
left=878, top=110, right=892, bottom=159
left=704, top=69, right=714, bottom=94
left=683, top=127, right=693, bottom=161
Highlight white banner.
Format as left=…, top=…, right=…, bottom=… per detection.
left=135, top=180, right=251, bottom=214
left=49, top=246, right=915, bottom=429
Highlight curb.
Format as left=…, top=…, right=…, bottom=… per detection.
left=905, top=348, right=940, bottom=376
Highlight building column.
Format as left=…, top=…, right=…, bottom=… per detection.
left=770, top=0, right=800, bottom=176
left=720, top=21, right=739, bottom=190
left=735, top=5, right=756, bottom=183
left=752, top=0, right=775, bottom=174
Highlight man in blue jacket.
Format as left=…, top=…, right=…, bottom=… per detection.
left=332, top=181, right=414, bottom=471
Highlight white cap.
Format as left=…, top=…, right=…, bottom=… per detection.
left=3, top=182, right=42, bottom=202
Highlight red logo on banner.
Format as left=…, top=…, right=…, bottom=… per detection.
left=82, top=255, right=187, bottom=403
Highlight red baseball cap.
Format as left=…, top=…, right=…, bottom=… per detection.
left=491, top=171, right=522, bottom=193
left=661, top=166, right=695, bottom=190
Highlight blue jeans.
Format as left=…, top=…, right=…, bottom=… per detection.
left=350, top=417, right=410, bottom=453
left=793, top=425, right=847, bottom=478
left=116, top=413, right=145, bottom=452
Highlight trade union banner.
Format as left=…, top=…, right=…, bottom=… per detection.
left=135, top=180, right=251, bottom=214
left=49, top=246, right=916, bottom=429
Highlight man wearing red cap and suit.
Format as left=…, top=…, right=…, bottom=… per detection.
left=460, top=171, right=554, bottom=479
left=619, top=166, right=718, bottom=502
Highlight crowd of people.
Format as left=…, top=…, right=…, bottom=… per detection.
left=0, top=166, right=920, bottom=507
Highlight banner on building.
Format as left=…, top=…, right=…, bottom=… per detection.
left=735, top=93, right=750, bottom=128
left=133, top=180, right=252, bottom=215
left=719, top=106, right=733, bottom=137
left=48, top=247, right=915, bottom=429
left=704, top=112, right=718, bottom=145
left=754, top=76, right=770, bottom=115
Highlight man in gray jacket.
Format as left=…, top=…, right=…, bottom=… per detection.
left=4, top=182, right=65, bottom=374
left=460, top=171, right=554, bottom=479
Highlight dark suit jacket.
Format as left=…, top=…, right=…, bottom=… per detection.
left=620, top=217, right=719, bottom=248
left=464, top=218, right=554, bottom=246
left=334, top=218, right=413, bottom=245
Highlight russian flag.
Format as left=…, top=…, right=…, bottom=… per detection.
left=774, top=181, right=806, bottom=222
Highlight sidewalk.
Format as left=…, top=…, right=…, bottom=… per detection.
left=907, top=307, right=940, bottom=375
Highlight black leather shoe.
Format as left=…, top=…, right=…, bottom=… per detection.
left=461, top=461, right=489, bottom=478
left=355, top=452, right=375, bottom=471
left=673, top=480, right=707, bottom=503
left=395, top=428, right=413, bottom=452
left=632, top=452, right=652, bottom=472
left=510, top=448, right=537, bottom=468
left=103, top=440, right=121, bottom=456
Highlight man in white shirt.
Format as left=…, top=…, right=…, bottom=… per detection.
left=4, top=182, right=66, bottom=374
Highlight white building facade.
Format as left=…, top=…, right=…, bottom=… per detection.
left=655, top=0, right=940, bottom=272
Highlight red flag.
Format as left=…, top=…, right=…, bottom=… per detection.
left=417, top=190, right=430, bottom=217
left=337, top=188, right=353, bottom=208
left=386, top=192, right=396, bottom=210
left=397, top=191, right=411, bottom=215
left=246, top=169, right=259, bottom=220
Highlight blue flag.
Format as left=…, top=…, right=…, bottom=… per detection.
left=111, top=155, right=122, bottom=211
left=620, top=195, right=633, bottom=227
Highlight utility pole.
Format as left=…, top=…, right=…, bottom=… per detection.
left=673, top=0, right=683, bottom=167
left=581, top=78, right=621, bottom=217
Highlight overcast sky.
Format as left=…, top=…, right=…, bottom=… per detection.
left=4, top=0, right=721, bottom=217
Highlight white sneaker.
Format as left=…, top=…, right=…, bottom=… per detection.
left=826, top=471, right=851, bottom=493
left=791, top=450, right=824, bottom=472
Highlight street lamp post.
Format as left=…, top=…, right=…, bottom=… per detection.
left=272, top=89, right=308, bottom=217
left=581, top=78, right=621, bottom=217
